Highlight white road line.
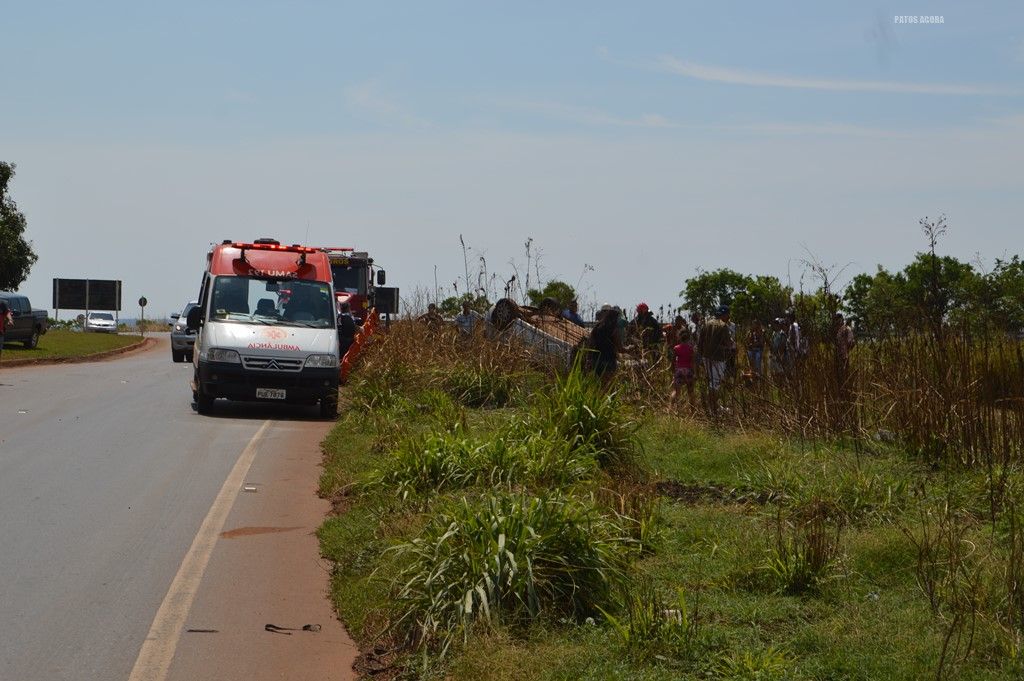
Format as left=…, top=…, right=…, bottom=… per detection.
left=128, top=419, right=272, bottom=681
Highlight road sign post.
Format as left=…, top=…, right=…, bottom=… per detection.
left=138, top=297, right=147, bottom=337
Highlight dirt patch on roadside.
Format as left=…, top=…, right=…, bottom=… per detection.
left=353, top=643, right=402, bottom=679
left=219, top=526, right=303, bottom=539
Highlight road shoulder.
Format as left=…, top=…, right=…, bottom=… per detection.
left=164, top=418, right=358, bottom=681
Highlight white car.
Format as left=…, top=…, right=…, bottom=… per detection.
left=84, top=312, right=118, bottom=333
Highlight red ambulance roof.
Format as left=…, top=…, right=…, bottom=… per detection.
left=207, top=242, right=332, bottom=282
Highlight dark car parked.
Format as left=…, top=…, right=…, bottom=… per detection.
left=170, top=301, right=199, bottom=362
left=0, top=292, right=49, bottom=348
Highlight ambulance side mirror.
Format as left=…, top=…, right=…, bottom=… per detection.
left=186, top=306, right=203, bottom=331
left=376, top=270, right=386, bottom=286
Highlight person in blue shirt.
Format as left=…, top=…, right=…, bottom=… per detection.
left=561, top=299, right=584, bottom=326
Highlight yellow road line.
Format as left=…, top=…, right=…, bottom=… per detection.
left=128, top=419, right=272, bottom=681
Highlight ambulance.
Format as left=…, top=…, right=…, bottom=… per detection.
left=185, top=238, right=340, bottom=417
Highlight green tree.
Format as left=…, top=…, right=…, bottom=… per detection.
left=902, top=252, right=978, bottom=332
left=792, top=288, right=834, bottom=342
left=0, top=163, right=38, bottom=291
left=439, top=292, right=490, bottom=316
left=842, top=272, right=874, bottom=330
left=732, top=275, right=792, bottom=325
left=969, top=256, right=1024, bottom=335
left=526, top=280, right=576, bottom=308
left=680, top=268, right=752, bottom=316
left=843, top=267, right=913, bottom=338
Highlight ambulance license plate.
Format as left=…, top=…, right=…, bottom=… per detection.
left=256, top=388, right=286, bottom=400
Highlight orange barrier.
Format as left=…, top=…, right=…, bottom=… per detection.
left=340, top=309, right=379, bottom=383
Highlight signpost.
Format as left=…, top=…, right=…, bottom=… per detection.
left=138, top=296, right=147, bottom=336
left=53, top=279, right=122, bottom=324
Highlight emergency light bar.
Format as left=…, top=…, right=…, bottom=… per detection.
left=232, top=242, right=319, bottom=254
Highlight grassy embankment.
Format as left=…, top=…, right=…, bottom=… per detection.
left=318, top=323, right=1024, bottom=680
left=1, top=329, right=140, bottom=362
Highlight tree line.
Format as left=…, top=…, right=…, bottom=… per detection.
left=681, top=223, right=1022, bottom=341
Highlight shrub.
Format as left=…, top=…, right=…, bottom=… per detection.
left=530, top=365, right=639, bottom=470
left=597, top=485, right=664, bottom=556
left=389, top=492, right=632, bottom=653
left=372, top=429, right=600, bottom=499
left=442, top=364, right=518, bottom=407
left=515, top=430, right=601, bottom=489
left=600, top=578, right=704, bottom=663
left=373, top=431, right=482, bottom=499
left=712, top=646, right=793, bottom=680
left=760, top=502, right=842, bottom=594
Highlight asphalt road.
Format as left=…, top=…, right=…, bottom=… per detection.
left=0, top=336, right=354, bottom=681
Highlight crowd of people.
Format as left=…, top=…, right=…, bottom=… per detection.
left=410, top=295, right=857, bottom=416
left=584, top=302, right=857, bottom=414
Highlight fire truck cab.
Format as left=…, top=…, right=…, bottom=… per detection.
left=186, top=238, right=340, bottom=417
left=324, top=248, right=385, bottom=322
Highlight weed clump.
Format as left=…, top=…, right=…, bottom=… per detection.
left=390, top=492, right=632, bottom=653
left=600, top=578, right=706, bottom=664
left=441, top=364, right=518, bottom=407
left=528, top=365, right=640, bottom=471
left=759, top=502, right=843, bottom=594
left=372, top=430, right=600, bottom=499
left=712, top=646, right=793, bottom=680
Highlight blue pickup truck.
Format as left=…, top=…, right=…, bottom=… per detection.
left=0, top=292, right=49, bottom=348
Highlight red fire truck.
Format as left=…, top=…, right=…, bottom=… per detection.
left=322, top=248, right=386, bottom=322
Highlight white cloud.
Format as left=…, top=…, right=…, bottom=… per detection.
left=659, top=56, right=1021, bottom=96
left=343, top=82, right=430, bottom=127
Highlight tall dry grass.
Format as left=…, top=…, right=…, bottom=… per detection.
left=643, top=331, right=1024, bottom=476
left=350, top=319, right=540, bottom=410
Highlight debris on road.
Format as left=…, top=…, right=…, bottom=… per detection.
left=264, top=623, right=321, bottom=635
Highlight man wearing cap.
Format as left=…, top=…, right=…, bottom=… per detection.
left=697, top=305, right=732, bottom=414
left=629, top=302, right=663, bottom=355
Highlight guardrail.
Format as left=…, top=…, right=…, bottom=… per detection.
left=340, top=309, right=379, bottom=383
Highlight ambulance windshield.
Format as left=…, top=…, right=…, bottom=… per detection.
left=210, top=277, right=335, bottom=328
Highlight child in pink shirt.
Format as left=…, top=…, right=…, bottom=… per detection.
left=670, top=328, right=696, bottom=409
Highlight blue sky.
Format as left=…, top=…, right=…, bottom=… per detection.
left=3, top=1, right=1023, bottom=316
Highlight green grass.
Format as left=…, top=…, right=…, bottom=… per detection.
left=318, top=372, right=1024, bottom=680
left=1, top=329, right=140, bottom=361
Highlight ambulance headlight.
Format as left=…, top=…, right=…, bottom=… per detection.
left=305, top=354, right=339, bottom=369
left=203, top=348, right=241, bottom=363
